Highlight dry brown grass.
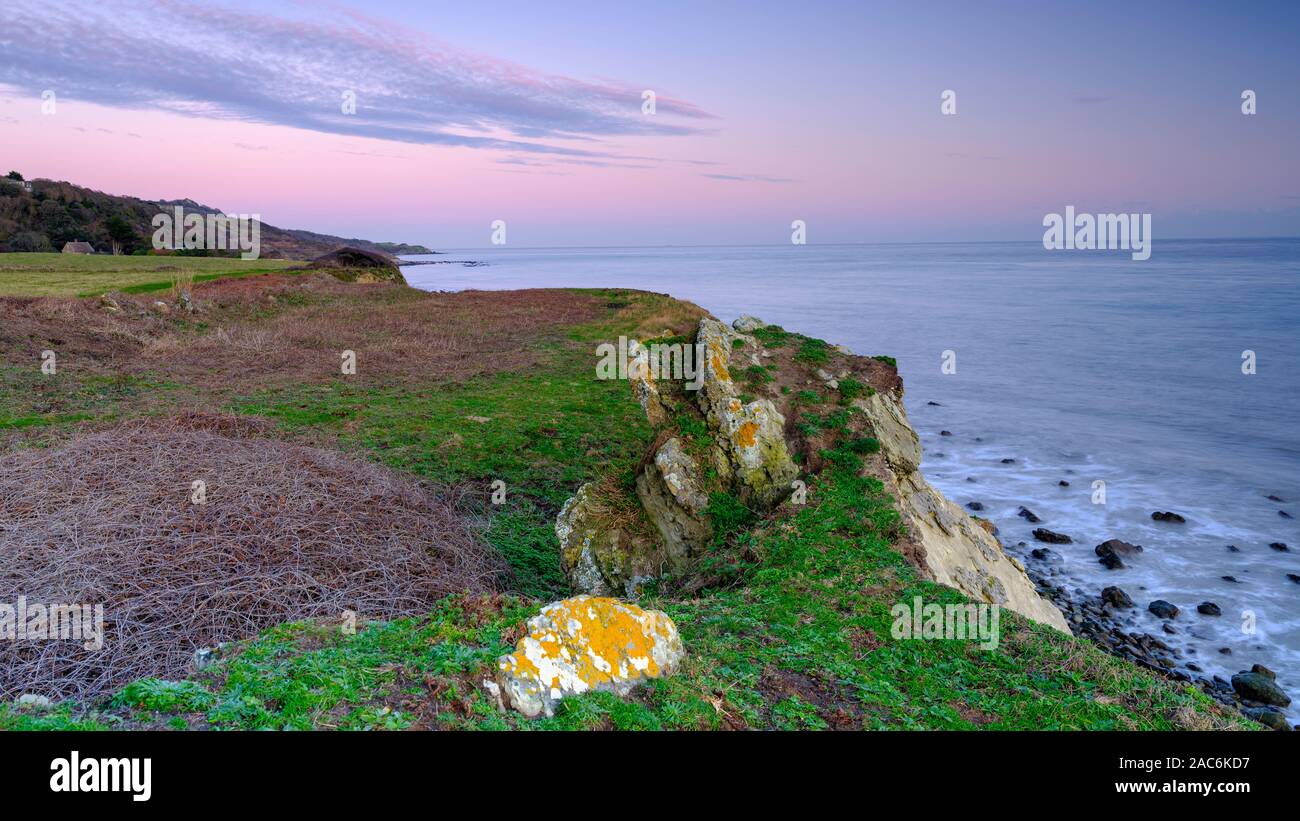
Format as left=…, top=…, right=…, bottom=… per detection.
left=0, top=413, right=505, bottom=703
left=1, top=276, right=610, bottom=392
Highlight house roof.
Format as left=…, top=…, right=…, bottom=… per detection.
left=62, top=241, right=95, bottom=253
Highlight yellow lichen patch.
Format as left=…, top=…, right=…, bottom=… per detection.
left=494, top=595, right=685, bottom=718
left=735, top=421, right=759, bottom=448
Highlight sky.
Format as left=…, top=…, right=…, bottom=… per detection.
left=1, top=0, right=1298, bottom=247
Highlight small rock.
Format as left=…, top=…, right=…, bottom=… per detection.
left=1162, top=623, right=1177, bottom=635
left=1029, top=547, right=1060, bottom=562
left=1243, top=706, right=1291, bottom=730
left=1287, top=573, right=1300, bottom=585
left=1265, top=494, right=1285, bottom=502
left=940, top=430, right=952, bottom=437
left=1016, top=506, right=1041, bottom=523
left=926, top=401, right=942, bottom=406
left=965, top=501, right=984, bottom=511
left=14, top=694, right=52, bottom=710
left=732, top=315, right=767, bottom=333
left=1218, top=647, right=1233, bottom=655
left=1221, top=575, right=1239, bottom=583
left=1095, top=539, right=1141, bottom=570
left=1197, top=601, right=1222, bottom=616
left=1270, top=542, right=1290, bottom=552
left=1151, top=511, right=1186, bottom=523
left=1102, top=586, right=1134, bottom=608
left=1251, top=664, right=1276, bottom=680
left=1281, top=510, right=1294, bottom=519
left=1231, top=671, right=1291, bottom=707
left=1058, top=480, right=1070, bottom=487
left=465, top=415, right=492, bottom=423
left=1032, top=528, right=1073, bottom=544
left=1226, top=544, right=1240, bottom=552
left=1000, top=458, right=1016, bottom=464
left=1148, top=600, right=1179, bottom=619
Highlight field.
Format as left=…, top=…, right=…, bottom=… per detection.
left=0, top=256, right=1255, bottom=731
left=0, top=252, right=298, bottom=297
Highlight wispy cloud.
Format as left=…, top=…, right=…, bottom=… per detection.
left=702, top=173, right=796, bottom=183
left=0, top=0, right=713, bottom=158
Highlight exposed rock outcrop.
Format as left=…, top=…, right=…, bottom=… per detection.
left=854, top=388, right=1069, bottom=631
left=493, top=596, right=684, bottom=718
left=556, top=313, right=1067, bottom=634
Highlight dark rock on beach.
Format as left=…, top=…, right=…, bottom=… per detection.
left=1000, top=458, right=1016, bottom=464
left=1252, top=664, right=1276, bottom=680
left=1281, top=510, right=1293, bottom=519
left=1030, top=547, right=1060, bottom=562
left=1231, top=671, right=1291, bottom=707
left=939, top=430, right=952, bottom=437
left=1148, top=600, right=1179, bottom=619
left=1032, top=528, right=1072, bottom=544
left=1102, top=586, right=1134, bottom=608
left=1266, top=494, right=1285, bottom=502
left=1058, top=480, right=1070, bottom=486
left=1151, top=511, right=1186, bottom=523
left=1226, top=544, right=1240, bottom=552
left=1196, top=601, right=1222, bottom=616
left=1221, top=575, right=1239, bottom=583
left=1287, top=573, right=1300, bottom=585
left=1017, top=506, right=1041, bottom=523
left=1095, top=539, right=1141, bottom=570
left=1269, top=542, right=1289, bottom=552
left=1243, top=706, right=1291, bottom=730
left=965, top=501, right=984, bottom=511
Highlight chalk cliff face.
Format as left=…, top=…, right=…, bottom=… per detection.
left=557, top=314, right=1068, bottom=633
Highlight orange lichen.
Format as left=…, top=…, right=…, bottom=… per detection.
left=495, top=596, right=684, bottom=717
left=735, top=421, right=759, bottom=448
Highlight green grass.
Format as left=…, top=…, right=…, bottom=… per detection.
left=0, top=365, right=180, bottom=431
left=0, top=280, right=1249, bottom=732
left=28, top=444, right=1242, bottom=731
left=0, top=252, right=298, bottom=297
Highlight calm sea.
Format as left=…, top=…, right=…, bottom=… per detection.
left=402, top=239, right=1300, bottom=714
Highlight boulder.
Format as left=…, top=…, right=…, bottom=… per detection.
left=494, top=596, right=684, bottom=718
left=1017, top=506, right=1041, bottom=523
left=732, top=315, right=767, bottom=333
left=635, top=437, right=712, bottom=572
left=306, top=246, right=405, bottom=283
left=1242, top=706, right=1291, bottom=731
left=1147, top=600, right=1179, bottom=619
left=1197, top=601, right=1222, bottom=616
left=1032, top=528, right=1073, bottom=544
left=1095, top=539, right=1142, bottom=569
left=1151, top=511, right=1186, bottom=523
left=1102, top=586, right=1134, bottom=608
left=1231, top=671, right=1291, bottom=707
left=555, top=484, right=655, bottom=597
left=696, top=318, right=798, bottom=507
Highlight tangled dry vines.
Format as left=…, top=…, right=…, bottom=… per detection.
left=0, top=413, right=504, bottom=703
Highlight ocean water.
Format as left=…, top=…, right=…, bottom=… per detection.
left=402, top=240, right=1300, bottom=715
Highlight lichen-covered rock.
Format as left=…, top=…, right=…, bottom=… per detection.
left=732, top=314, right=767, bottom=333
left=626, top=338, right=669, bottom=427
left=696, top=318, right=798, bottom=507
left=556, top=483, right=658, bottom=596
left=494, top=596, right=685, bottom=718
left=636, top=437, right=712, bottom=570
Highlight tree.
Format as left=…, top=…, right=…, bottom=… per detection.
left=5, top=171, right=22, bottom=181
left=105, top=214, right=139, bottom=256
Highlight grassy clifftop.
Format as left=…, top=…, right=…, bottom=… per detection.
left=0, top=261, right=1253, bottom=730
